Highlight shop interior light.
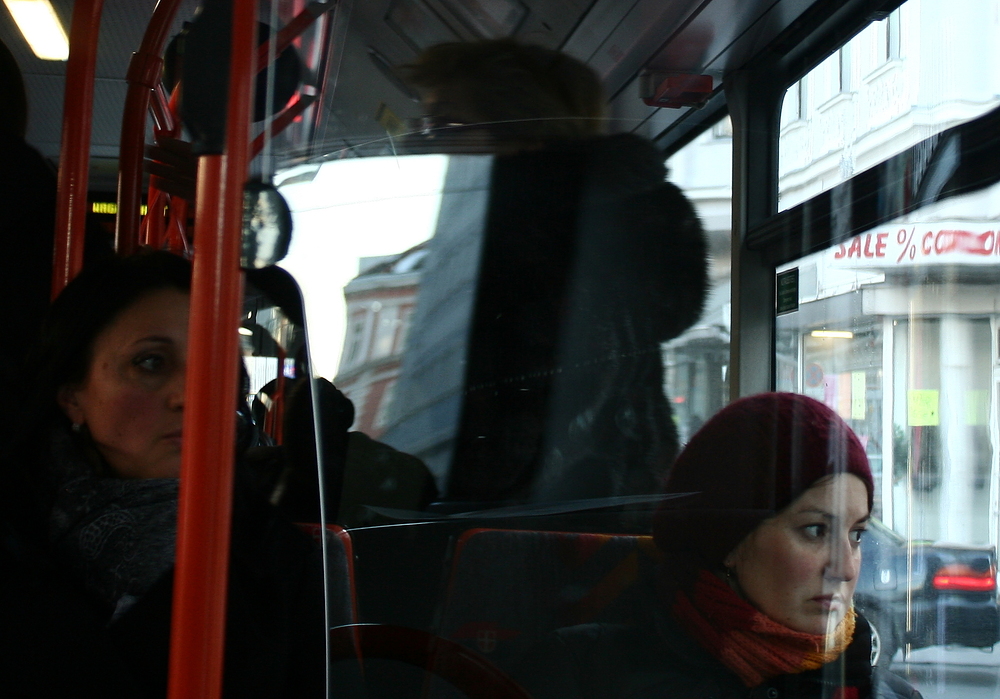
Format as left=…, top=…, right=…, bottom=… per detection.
left=238, top=327, right=254, bottom=336
left=811, top=330, right=854, bottom=339
left=3, top=0, right=69, bottom=61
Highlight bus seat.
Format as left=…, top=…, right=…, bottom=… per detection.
left=296, top=523, right=359, bottom=628
left=435, top=529, right=663, bottom=672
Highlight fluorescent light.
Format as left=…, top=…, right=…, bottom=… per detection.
left=238, top=327, right=254, bottom=336
left=811, top=330, right=854, bottom=339
left=4, top=0, right=69, bottom=61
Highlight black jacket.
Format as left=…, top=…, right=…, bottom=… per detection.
left=450, top=134, right=709, bottom=502
left=107, top=483, right=327, bottom=699
left=4, top=427, right=326, bottom=699
left=517, top=613, right=921, bottom=699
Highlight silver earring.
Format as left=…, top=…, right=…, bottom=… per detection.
left=71, top=422, right=82, bottom=433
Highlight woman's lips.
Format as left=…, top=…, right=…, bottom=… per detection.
left=164, top=430, right=183, bottom=445
left=811, top=594, right=844, bottom=611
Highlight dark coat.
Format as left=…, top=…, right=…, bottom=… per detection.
left=450, top=133, right=709, bottom=502
left=4, top=427, right=325, bottom=699
left=106, top=481, right=327, bottom=699
left=517, top=613, right=921, bottom=699
left=0, top=522, right=145, bottom=698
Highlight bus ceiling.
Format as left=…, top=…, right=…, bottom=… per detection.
left=0, top=0, right=903, bottom=187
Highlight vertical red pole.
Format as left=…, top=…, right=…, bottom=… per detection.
left=166, top=2, right=256, bottom=698
left=52, top=0, right=104, bottom=298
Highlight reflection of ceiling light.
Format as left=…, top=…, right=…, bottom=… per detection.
left=238, top=327, right=254, bottom=336
left=3, top=0, right=69, bottom=61
left=811, top=330, right=854, bottom=339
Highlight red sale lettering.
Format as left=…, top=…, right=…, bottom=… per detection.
left=834, top=243, right=847, bottom=259
left=846, top=237, right=862, bottom=258
left=922, top=232, right=933, bottom=255
left=875, top=232, right=887, bottom=257
left=863, top=234, right=876, bottom=257
left=934, top=230, right=952, bottom=254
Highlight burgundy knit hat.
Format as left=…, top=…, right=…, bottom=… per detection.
left=653, top=392, right=873, bottom=569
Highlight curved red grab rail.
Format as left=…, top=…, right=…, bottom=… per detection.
left=165, top=2, right=257, bottom=698
left=116, top=0, right=185, bottom=255
left=329, top=624, right=536, bottom=699
left=52, top=0, right=104, bottom=298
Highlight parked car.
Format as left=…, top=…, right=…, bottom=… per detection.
left=856, top=518, right=1000, bottom=667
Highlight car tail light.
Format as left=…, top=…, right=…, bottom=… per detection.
left=932, top=564, right=997, bottom=592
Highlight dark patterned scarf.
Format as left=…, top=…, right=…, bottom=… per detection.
left=45, top=427, right=178, bottom=621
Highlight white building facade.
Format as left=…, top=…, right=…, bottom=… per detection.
left=667, top=0, right=1000, bottom=548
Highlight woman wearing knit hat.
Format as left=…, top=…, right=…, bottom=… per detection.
left=518, top=393, right=920, bottom=699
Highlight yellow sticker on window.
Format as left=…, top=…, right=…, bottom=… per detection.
left=851, top=371, right=866, bottom=420
left=907, top=389, right=940, bottom=426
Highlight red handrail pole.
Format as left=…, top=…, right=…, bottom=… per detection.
left=166, top=3, right=256, bottom=699
left=116, top=0, right=185, bottom=255
left=249, top=94, right=316, bottom=157
left=52, top=0, right=104, bottom=299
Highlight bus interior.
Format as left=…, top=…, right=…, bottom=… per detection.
left=3, top=0, right=1000, bottom=696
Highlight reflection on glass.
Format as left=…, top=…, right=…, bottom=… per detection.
left=663, top=119, right=733, bottom=446
left=277, top=127, right=714, bottom=509
left=775, top=177, right=1000, bottom=681
left=778, top=0, right=1000, bottom=211
left=278, top=155, right=450, bottom=380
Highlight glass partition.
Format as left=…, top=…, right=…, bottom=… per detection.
left=775, top=179, right=1000, bottom=681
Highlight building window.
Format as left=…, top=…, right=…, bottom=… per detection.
left=397, top=306, right=414, bottom=353
left=881, top=10, right=900, bottom=63
left=781, top=79, right=807, bottom=127
left=373, top=381, right=396, bottom=430
left=838, top=45, right=852, bottom=93
left=712, top=115, right=733, bottom=139
left=372, top=305, right=400, bottom=359
left=344, top=312, right=368, bottom=367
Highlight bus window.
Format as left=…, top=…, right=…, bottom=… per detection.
left=778, top=0, right=1000, bottom=211
left=768, top=0, right=1000, bottom=685
left=663, top=116, right=733, bottom=446
left=274, top=35, right=712, bottom=522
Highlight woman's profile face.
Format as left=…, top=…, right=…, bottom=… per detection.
left=58, top=288, right=190, bottom=479
left=724, top=473, right=870, bottom=635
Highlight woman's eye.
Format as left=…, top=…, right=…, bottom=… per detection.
left=802, top=524, right=827, bottom=539
left=133, top=353, right=166, bottom=372
left=850, top=528, right=867, bottom=544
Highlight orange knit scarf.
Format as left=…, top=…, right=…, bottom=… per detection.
left=672, top=569, right=856, bottom=688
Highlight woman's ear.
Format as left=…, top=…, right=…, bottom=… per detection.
left=57, top=385, right=85, bottom=426
left=723, top=537, right=745, bottom=570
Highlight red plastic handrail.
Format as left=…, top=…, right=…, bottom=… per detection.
left=328, top=624, right=535, bottom=699
left=165, top=3, right=257, bottom=699
left=52, top=0, right=104, bottom=298
left=116, top=0, right=185, bottom=255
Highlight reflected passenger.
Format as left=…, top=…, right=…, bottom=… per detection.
left=519, top=393, right=921, bottom=699
left=397, top=39, right=708, bottom=503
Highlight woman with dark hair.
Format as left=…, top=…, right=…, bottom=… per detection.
left=519, top=393, right=920, bottom=699
left=5, top=251, right=323, bottom=698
